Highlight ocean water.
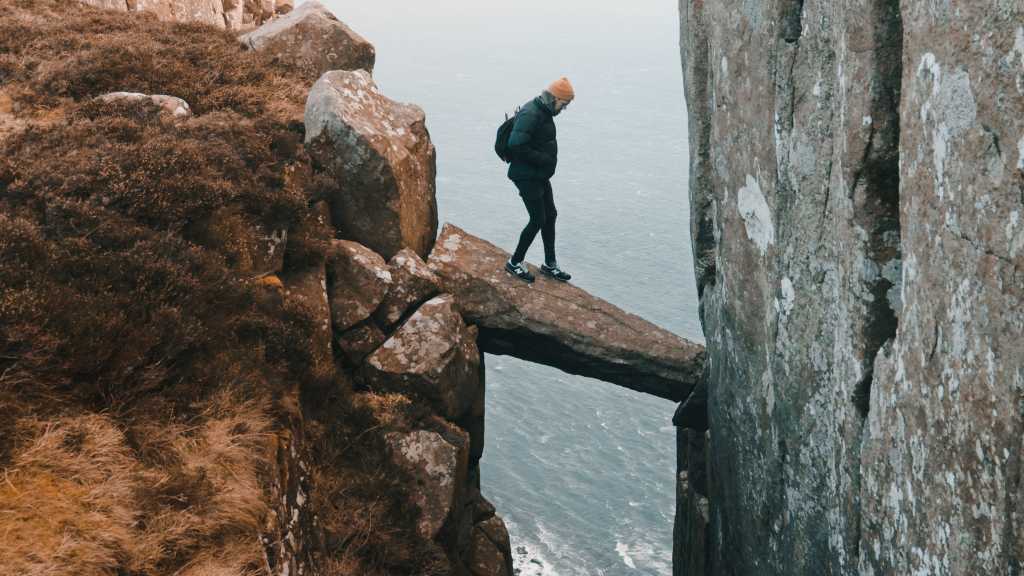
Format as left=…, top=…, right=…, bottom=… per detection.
left=316, top=1, right=702, bottom=573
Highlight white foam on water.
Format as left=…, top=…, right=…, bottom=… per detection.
left=504, top=517, right=567, bottom=576
left=511, top=540, right=558, bottom=576
left=614, top=537, right=673, bottom=574
left=616, top=541, right=637, bottom=569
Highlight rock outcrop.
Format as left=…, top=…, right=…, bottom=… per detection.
left=468, top=515, right=514, bottom=576
left=240, top=0, right=375, bottom=78
left=365, top=294, right=482, bottom=421
left=304, top=70, right=438, bottom=260
left=427, top=224, right=705, bottom=401
left=678, top=1, right=1023, bottom=574
left=79, top=0, right=292, bottom=30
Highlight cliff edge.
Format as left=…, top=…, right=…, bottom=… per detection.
left=0, top=2, right=507, bottom=574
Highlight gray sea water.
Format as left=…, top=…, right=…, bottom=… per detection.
left=317, top=1, right=702, bottom=573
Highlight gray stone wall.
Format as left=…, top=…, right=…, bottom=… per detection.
left=678, top=0, right=1022, bottom=574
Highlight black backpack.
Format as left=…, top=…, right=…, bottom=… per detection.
left=494, top=107, right=520, bottom=163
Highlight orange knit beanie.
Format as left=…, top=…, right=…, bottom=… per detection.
left=547, top=77, right=575, bottom=101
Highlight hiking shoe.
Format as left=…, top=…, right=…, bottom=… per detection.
left=541, top=262, right=571, bottom=282
left=505, top=259, right=535, bottom=283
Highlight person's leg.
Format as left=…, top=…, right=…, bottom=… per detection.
left=511, top=180, right=548, bottom=264
left=539, top=180, right=557, bottom=265
left=536, top=181, right=571, bottom=281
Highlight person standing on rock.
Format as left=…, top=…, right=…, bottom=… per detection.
left=503, top=77, right=575, bottom=284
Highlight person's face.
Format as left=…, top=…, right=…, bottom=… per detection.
left=554, top=97, right=572, bottom=114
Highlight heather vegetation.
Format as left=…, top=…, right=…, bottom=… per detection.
left=0, top=2, right=441, bottom=573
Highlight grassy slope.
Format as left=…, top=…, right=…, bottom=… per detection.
left=0, top=2, right=446, bottom=574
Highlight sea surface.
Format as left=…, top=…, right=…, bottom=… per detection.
left=317, top=1, right=702, bottom=573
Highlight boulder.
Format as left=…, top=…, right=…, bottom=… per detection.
left=79, top=0, right=290, bottom=30
left=386, top=427, right=469, bottom=541
left=326, top=240, right=392, bottom=332
left=364, top=295, right=480, bottom=420
left=427, top=224, right=705, bottom=402
left=239, top=1, right=375, bottom=79
left=373, top=248, right=441, bottom=328
left=96, top=92, right=191, bottom=118
left=304, top=70, right=437, bottom=260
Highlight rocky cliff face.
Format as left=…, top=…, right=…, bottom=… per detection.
left=677, top=0, right=1023, bottom=574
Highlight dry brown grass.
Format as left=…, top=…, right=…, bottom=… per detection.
left=0, top=414, right=139, bottom=576
left=0, top=1, right=317, bottom=574
left=0, top=392, right=276, bottom=576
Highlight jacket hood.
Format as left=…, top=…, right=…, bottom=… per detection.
left=537, top=92, right=559, bottom=116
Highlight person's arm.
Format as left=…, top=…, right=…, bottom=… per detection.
left=507, top=109, right=554, bottom=170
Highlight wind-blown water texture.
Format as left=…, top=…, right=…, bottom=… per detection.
left=318, top=1, right=700, bottom=573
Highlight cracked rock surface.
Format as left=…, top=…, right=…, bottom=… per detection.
left=677, top=0, right=1022, bottom=574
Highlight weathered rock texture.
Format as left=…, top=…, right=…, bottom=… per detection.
left=79, top=0, right=292, bottom=30
left=469, top=515, right=514, bottom=576
left=375, top=247, right=441, bottom=328
left=678, top=0, right=1023, bottom=574
left=386, top=427, right=470, bottom=540
left=326, top=239, right=392, bottom=332
left=240, top=0, right=375, bottom=78
left=305, top=69, right=438, bottom=260
left=428, top=223, right=705, bottom=401
left=365, top=294, right=482, bottom=421
left=97, top=91, right=192, bottom=117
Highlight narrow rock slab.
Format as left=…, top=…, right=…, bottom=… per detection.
left=239, top=0, right=375, bottom=78
left=304, top=70, right=437, bottom=260
left=427, top=224, right=704, bottom=402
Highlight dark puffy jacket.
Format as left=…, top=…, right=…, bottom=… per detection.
left=507, top=96, right=557, bottom=181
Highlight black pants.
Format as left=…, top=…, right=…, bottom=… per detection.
left=511, top=179, right=557, bottom=265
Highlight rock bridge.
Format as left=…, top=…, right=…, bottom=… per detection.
left=428, top=224, right=705, bottom=402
